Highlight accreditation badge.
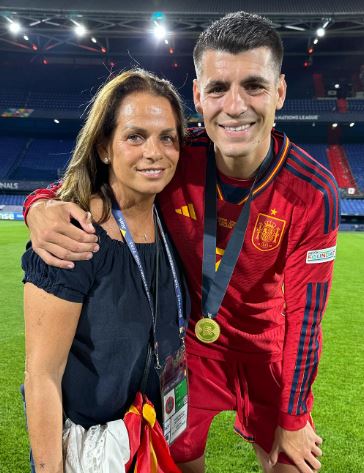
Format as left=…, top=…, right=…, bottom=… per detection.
left=158, top=345, right=188, bottom=445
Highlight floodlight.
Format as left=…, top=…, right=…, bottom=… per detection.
left=74, top=23, right=87, bottom=37
left=350, top=122, right=355, bottom=127
left=332, top=123, right=338, bottom=128
left=153, top=24, right=167, bottom=40
left=8, top=21, right=21, bottom=34
left=316, top=28, right=325, bottom=37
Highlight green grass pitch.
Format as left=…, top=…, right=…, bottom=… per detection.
left=0, top=221, right=363, bottom=472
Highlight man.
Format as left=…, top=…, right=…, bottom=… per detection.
left=24, top=12, right=339, bottom=473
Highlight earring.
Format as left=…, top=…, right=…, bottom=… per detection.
left=103, top=157, right=110, bottom=164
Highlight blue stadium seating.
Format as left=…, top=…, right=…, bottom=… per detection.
left=0, top=89, right=89, bottom=111
left=0, top=89, right=28, bottom=109
left=346, top=99, right=364, bottom=112
left=9, top=138, right=74, bottom=181
left=297, top=143, right=331, bottom=170
left=0, top=137, right=28, bottom=178
left=340, top=199, right=364, bottom=215
left=278, top=99, right=337, bottom=114
left=0, top=194, right=25, bottom=206
left=344, top=144, right=364, bottom=191
left=26, top=91, right=89, bottom=111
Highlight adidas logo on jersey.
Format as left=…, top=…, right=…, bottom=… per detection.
left=175, top=203, right=197, bottom=220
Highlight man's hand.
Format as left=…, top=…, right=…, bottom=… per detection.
left=27, top=200, right=99, bottom=269
left=269, top=422, right=322, bottom=472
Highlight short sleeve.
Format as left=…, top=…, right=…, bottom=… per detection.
left=21, top=225, right=109, bottom=303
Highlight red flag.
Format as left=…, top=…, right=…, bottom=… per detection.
left=124, top=392, right=180, bottom=473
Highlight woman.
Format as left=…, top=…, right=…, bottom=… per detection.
left=22, top=69, right=188, bottom=472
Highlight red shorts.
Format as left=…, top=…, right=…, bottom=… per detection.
left=170, top=353, right=304, bottom=465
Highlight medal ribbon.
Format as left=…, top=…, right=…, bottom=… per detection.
left=112, top=201, right=185, bottom=368
left=202, top=143, right=273, bottom=319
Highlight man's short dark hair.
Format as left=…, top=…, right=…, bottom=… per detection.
left=193, top=11, right=283, bottom=77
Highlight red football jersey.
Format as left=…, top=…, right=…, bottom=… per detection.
left=23, top=129, right=339, bottom=430
left=158, top=129, right=339, bottom=430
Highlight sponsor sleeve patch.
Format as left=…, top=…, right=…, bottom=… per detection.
left=306, top=246, right=336, bottom=264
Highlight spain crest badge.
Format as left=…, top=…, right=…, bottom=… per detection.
left=252, top=213, right=286, bottom=251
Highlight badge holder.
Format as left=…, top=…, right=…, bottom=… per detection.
left=158, top=344, right=188, bottom=445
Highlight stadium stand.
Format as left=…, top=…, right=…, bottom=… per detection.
left=327, top=145, right=358, bottom=190
left=26, top=91, right=87, bottom=111
left=298, top=143, right=331, bottom=170
left=347, top=99, right=364, bottom=112
left=0, top=90, right=88, bottom=111
left=341, top=199, right=364, bottom=215
left=0, top=90, right=28, bottom=109
left=344, top=144, right=364, bottom=191
left=0, top=137, right=28, bottom=178
left=279, top=99, right=337, bottom=114
left=0, top=194, right=25, bottom=206
left=8, top=138, right=73, bottom=181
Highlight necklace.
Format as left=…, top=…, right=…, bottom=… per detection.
left=114, top=203, right=154, bottom=242
left=120, top=230, right=150, bottom=242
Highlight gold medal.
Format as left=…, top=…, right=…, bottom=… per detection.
left=195, top=318, right=220, bottom=343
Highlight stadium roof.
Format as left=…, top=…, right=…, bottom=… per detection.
left=3, top=0, right=364, bottom=14
left=1, top=1, right=363, bottom=60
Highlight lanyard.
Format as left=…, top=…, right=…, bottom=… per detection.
left=111, top=200, right=185, bottom=369
left=201, top=144, right=273, bottom=319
